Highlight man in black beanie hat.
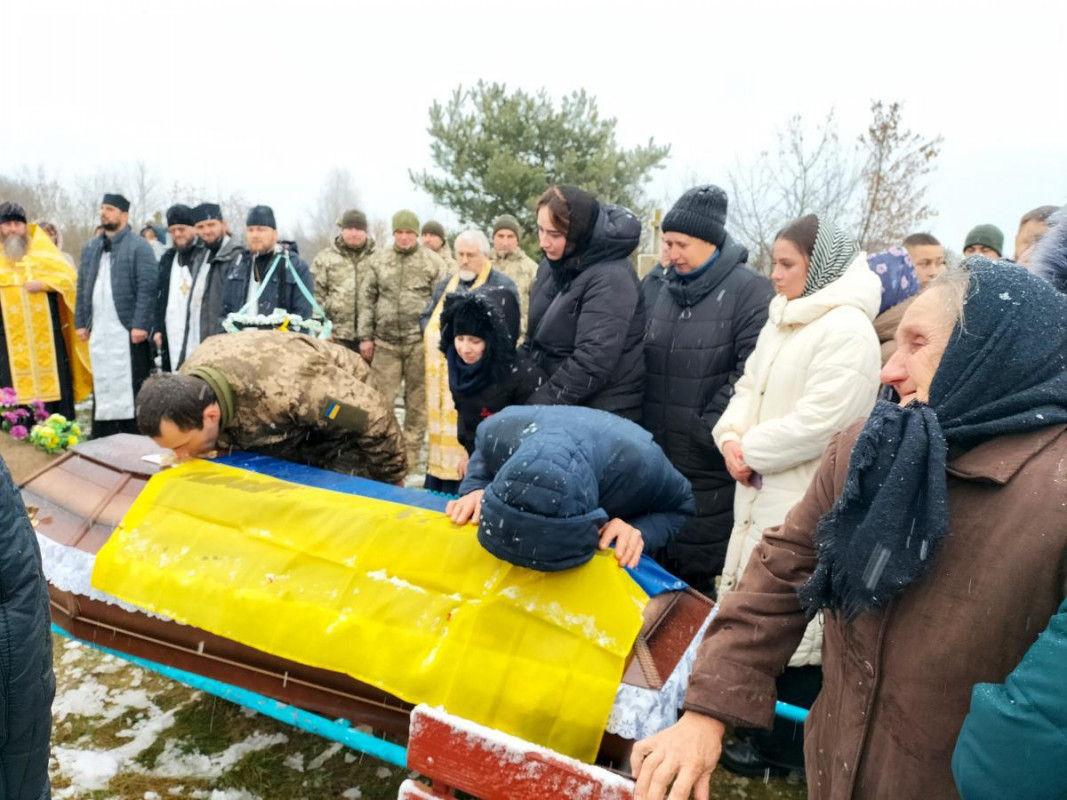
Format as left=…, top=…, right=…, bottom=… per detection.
left=190, top=203, right=244, bottom=342
left=153, top=204, right=207, bottom=371
left=75, top=193, right=160, bottom=437
left=489, top=213, right=538, bottom=336
left=220, top=205, right=314, bottom=323
left=641, top=184, right=774, bottom=596
left=422, top=220, right=457, bottom=270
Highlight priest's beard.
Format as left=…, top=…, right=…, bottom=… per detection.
left=3, top=233, right=28, bottom=261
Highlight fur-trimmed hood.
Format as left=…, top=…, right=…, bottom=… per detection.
left=1033, top=208, right=1067, bottom=293
left=439, top=286, right=521, bottom=382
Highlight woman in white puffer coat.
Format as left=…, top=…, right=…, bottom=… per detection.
left=712, top=214, right=881, bottom=776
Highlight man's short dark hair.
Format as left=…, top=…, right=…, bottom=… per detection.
left=136, top=373, right=216, bottom=436
left=903, top=232, right=941, bottom=248
left=1019, top=205, right=1060, bottom=228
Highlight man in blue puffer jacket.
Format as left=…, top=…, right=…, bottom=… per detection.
left=0, top=457, right=54, bottom=800
left=446, top=405, right=695, bottom=571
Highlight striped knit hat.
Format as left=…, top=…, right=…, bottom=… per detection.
left=802, top=218, right=859, bottom=297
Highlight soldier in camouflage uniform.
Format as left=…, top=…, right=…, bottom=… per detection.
left=310, top=209, right=375, bottom=352
left=489, top=214, right=539, bottom=338
left=421, top=220, right=457, bottom=271
left=358, top=210, right=448, bottom=467
left=135, top=329, right=407, bottom=485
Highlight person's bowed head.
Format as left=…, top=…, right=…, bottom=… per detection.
left=445, top=452, right=645, bottom=571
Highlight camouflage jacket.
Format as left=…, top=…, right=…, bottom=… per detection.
left=357, top=244, right=448, bottom=346
left=431, top=242, right=458, bottom=272
left=491, top=248, right=540, bottom=336
left=180, top=330, right=407, bottom=483
left=310, top=236, right=375, bottom=341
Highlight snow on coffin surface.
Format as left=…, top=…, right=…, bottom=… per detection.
left=407, top=704, right=634, bottom=799
left=90, top=458, right=648, bottom=762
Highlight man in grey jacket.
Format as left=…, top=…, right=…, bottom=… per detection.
left=75, top=193, right=159, bottom=437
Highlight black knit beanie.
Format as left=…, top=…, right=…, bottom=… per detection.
left=422, top=220, right=446, bottom=240
left=450, top=299, right=492, bottom=341
left=663, top=185, right=728, bottom=248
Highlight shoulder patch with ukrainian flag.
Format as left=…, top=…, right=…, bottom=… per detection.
left=323, top=398, right=370, bottom=432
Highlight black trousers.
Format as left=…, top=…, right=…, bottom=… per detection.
left=424, top=474, right=461, bottom=496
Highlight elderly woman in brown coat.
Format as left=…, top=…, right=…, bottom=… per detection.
left=631, top=260, right=1067, bottom=800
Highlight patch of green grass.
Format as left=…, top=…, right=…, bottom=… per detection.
left=217, top=738, right=407, bottom=800
left=170, top=695, right=239, bottom=755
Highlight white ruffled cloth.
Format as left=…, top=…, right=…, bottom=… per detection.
left=38, top=534, right=175, bottom=622
left=606, top=606, right=717, bottom=741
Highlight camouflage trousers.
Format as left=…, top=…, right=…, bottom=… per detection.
left=371, top=339, right=426, bottom=467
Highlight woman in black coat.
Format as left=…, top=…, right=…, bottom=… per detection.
left=523, top=185, right=645, bottom=420
left=439, top=286, right=545, bottom=455
left=641, top=185, right=774, bottom=594
left=0, top=458, right=54, bottom=799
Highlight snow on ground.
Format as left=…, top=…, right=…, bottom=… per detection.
left=49, top=635, right=412, bottom=799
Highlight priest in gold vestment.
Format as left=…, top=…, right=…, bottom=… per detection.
left=0, top=202, right=91, bottom=417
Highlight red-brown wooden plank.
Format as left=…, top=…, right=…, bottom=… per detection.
left=407, top=705, right=634, bottom=800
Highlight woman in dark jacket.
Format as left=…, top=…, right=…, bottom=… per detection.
left=447, top=404, right=696, bottom=572
left=439, top=286, right=545, bottom=455
left=642, top=185, right=774, bottom=594
left=523, top=185, right=645, bottom=420
left=0, top=458, right=54, bottom=800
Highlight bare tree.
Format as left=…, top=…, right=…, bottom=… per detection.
left=305, top=168, right=361, bottom=257
left=370, top=218, right=389, bottom=249
left=130, top=161, right=163, bottom=227
left=854, top=101, right=943, bottom=253
left=728, top=111, right=860, bottom=273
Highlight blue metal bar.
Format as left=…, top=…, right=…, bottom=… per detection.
left=775, top=700, right=809, bottom=723
left=50, top=623, right=409, bottom=769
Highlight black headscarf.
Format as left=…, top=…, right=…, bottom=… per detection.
left=557, top=185, right=599, bottom=258
left=800, top=260, right=1067, bottom=619
left=544, top=186, right=600, bottom=290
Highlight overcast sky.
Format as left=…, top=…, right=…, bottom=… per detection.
left=5, top=0, right=1066, bottom=255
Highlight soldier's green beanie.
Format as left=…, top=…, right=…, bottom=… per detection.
left=492, top=214, right=522, bottom=238
left=421, top=220, right=446, bottom=240
left=338, top=209, right=368, bottom=231
left=392, top=210, right=420, bottom=234
left=964, top=224, right=1004, bottom=256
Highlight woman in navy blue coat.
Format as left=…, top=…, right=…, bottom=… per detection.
left=446, top=405, right=695, bottom=572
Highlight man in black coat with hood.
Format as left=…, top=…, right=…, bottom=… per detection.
left=641, top=185, right=774, bottom=595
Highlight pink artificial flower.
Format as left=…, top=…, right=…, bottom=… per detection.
left=10, top=425, right=28, bottom=440
left=1, top=411, right=17, bottom=424
left=14, top=407, right=29, bottom=418
left=0, top=387, right=18, bottom=406
left=34, top=410, right=49, bottom=422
